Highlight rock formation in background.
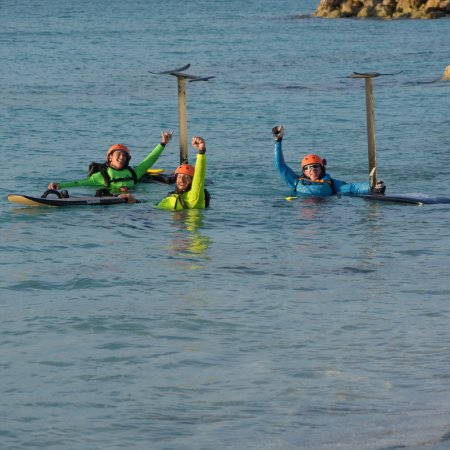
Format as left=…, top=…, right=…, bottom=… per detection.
left=314, top=0, right=450, bottom=19
left=442, top=66, right=450, bottom=80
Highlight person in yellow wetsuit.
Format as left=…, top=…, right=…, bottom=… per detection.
left=156, top=136, right=208, bottom=210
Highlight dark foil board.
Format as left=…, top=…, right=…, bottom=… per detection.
left=8, top=194, right=127, bottom=207
left=359, top=193, right=450, bottom=205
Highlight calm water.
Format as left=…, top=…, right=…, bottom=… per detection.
left=1, top=1, right=450, bottom=449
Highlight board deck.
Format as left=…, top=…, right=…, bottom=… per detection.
left=359, top=193, right=450, bottom=205
left=8, top=194, right=127, bottom=207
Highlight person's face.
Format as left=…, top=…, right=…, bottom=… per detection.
left=109, top=150, right=128, bottom=170
left=176, top=173, right=193, bottom=192
left=303, top=163, right=322, bottom=181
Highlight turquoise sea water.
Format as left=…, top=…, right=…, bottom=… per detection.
left=1, top=1, right=450, bottom=449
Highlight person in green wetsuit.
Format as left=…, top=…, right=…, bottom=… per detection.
left=157, top=136, right=207, bottom=210
left=47, top=131, right=174, bottom=196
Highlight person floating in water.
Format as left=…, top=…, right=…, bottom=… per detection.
left=272, top=125, right=385, bottom=196
left=156, top=135, right=209, bottom=210
left=47, top=131, right=174, bottom=201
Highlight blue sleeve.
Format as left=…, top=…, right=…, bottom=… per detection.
left=274, top=140, right=300, bottom=190
left=333, top=178, right=371, bottom=195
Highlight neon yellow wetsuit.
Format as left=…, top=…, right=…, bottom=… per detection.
left=156, top=153, right=206, bottom=210
left=58, top=143, right=166, bottom=191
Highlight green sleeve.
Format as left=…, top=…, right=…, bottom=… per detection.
left=59, top=172, right=106, bottom=188
left=133, top=143, right=166, bottom=179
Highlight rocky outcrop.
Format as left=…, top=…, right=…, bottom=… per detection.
left=443, top=66, right=450, bottom=80
left=314, top=0, right=450, bottom=19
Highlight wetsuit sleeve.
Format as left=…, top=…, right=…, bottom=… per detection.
left=133, top=143, right=166, bottom=179
left=274, top=140, right=300, bottom=190
left=59, top=172, right=106, bottom=188
left=333, top=178, right=371, bottom=195
left=184, top=153, right=206, bottom=208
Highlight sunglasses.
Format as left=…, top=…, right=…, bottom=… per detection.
left=303, top=163, right=322, bottom=170
left=112, top=150, right=128, bottom=158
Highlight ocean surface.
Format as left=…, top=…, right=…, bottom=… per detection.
left=1, top=1, right=450, bottom=449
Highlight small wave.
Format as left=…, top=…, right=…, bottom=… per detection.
left=339, top=266, right=376, bottom=274
left=5, top=277, right=111, bottom=291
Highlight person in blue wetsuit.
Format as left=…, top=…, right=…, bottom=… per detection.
left=272, top=125, right=386, bottom=196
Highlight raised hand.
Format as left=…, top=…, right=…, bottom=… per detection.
left=272, top=125, right=284, bottom=141
left=161, top=130, right=174, bottom=145
left=191, top=136, right=206, bottom=152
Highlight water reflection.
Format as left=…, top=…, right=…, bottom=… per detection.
left=166, top=209, right=211, bottom=270
left=297, top=197, right=328, bottom=221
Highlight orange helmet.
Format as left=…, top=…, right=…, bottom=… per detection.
left=301, top=154, right=326, bottom=169
left=106, top=144, right=131, bottom=160
left=175, top=164, right=195, bottom=177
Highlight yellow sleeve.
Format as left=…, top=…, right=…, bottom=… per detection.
left=184, top=153, right=206, bottom=209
